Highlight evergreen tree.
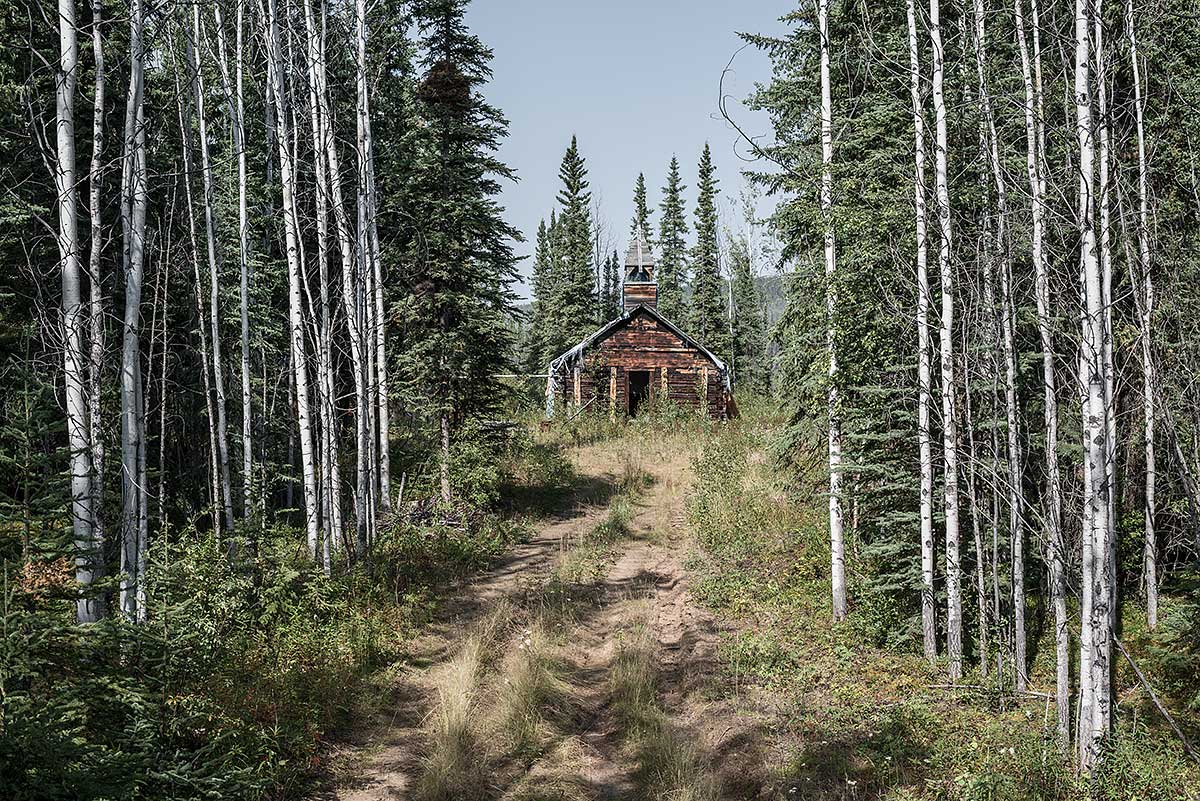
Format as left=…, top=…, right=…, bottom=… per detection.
left=631, top=172, right=653, bottom=241
left=527, top=216, right=554, bottom=367
left=728, top=232, right=768, bottom=391
left=548, top=135, right=596, bottom=354
left=603, top=248, right=621, bottom=319
left=404, top=0, right=520, bottom=481
left=657, top=156, right=688, bottom=322
left=689, top=143, right=728, bottom=358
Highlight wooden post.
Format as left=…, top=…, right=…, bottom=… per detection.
left=701, top=366, right=709, bottom=413
left=661, top=366, right=668, bottom=400
left=609, top=367, right=617, bottom=421
left=573, top=366, right=581, bottom=408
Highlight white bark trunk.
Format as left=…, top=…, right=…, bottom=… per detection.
left=930, top=0, right=961, bottom=679
left=819, top=0, right=846, bottom=623
left=119, top=0, right=148, bottom=621
left=1015, top=0, right=1068, bottom=748
left=1074, top=0, right=1113, bottom=772
left=86, top=0, right=107, bottom=621
left=906, top=0, right=935, bottom=661
left=191, top=6, right=235, bottom=535
left=55, top=0, right=98, bottom=622
left=212, top=2, right=254, bottom=522
left=1127, top=0, right=1157, bottom=631
left=263, top=0, right=321, bottom=559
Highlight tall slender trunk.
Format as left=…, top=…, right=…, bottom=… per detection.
left=119, top=0, right=148, bottom=621
left=930, top=0, right=961, bottom=679
left=55, top=0, right=98, bottom=622
left=190, top=6, right=235, bottom=534
left=962, top=323, right=989, bottom=679
left=86, top=0, right=107, bottom=619
left=174, top=60, right=221, bottom=533
left=212, top=2, right=253, bottom=522
left=972, top=0, right=1024, bottom=690
left=302, top=0, right=338, bottom=572
left=1074, top=0, right=1113, bottom=772
left=818, top=0, right=846, bottom=623
left=1127, top=0, right=1157, bottom=630
left=1015, top=0, right=1068, bottom=747
left=263, top=0, right=321, bottom=560
left=906, top=0, right=935, bottom=661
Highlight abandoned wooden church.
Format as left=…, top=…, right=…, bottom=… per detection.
left=545, top=236, right=733, bottom=420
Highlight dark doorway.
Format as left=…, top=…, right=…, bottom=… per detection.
left=627, top=370, right=651, bottom=417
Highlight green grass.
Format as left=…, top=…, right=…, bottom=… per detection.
left=684, top=420, right=1200, bottom=801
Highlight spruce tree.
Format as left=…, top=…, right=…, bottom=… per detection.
left=527, top=217, right=554, bottom=367
left=689, top=143, right=728, bottom=358
left=657, top=156, right=688, bottom=322
left=604, top=249, right=621, bottom=319
left=404, top=0, right=520, bottom=485
left=549, top=135, right=596, bottom=353
left=631, top=172, right=653, bottom=242
left=728, top=233, right=768, bottom=391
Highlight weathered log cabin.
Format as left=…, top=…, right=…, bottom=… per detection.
left=546, top=237, right=732, bottom=419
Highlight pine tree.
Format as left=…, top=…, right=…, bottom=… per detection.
left=549, top=135, right=595, bottom=353
left=689, top=144, right=727, bottom=358
left=729, top=233, right=767, bottom=391
left=631, top=172, right=652, bottom=242
left=657, top=156, right=688, bottom=322
left=527, top=216, right=555, bottom=367
left=406, top=0, right=520, bottom=498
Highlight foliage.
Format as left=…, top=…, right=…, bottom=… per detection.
left=657, top=156, right=689, bottom=323
left=688, top=143, right=728, bottom=361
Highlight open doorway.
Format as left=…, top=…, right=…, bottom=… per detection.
left=627, top=370, right=651, bottom=417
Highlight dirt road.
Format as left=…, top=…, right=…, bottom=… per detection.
left=326, top=437, right=767, bottom=800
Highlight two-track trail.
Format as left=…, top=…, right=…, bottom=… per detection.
left=324, top=436, right=768, bottom=801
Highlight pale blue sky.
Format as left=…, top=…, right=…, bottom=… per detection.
left=465, top=0, right=795, bottom=297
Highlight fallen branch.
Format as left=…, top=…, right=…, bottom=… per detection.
left=927, top=682, right=1055, bottom=701
left=1113, top=635, right=1200, bottom=765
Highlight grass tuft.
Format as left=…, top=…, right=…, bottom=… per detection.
left=414, top=630, right=492, bottom=800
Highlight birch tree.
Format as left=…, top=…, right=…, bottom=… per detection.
left=263, top=0, right=321, bottom=560
left=119, top=0, right=149, bottom=620
left=1127, top=0, right=1157, bottom=631
left=1015, top=0, right=1068, bottom=746
left=929, top=0, right=961, bottom=679
left=190, top=5, right=235, bottom=534
left=1074, top=0, right=1114, bottom=771
left=54, top=0, right=98, bottom=622
left=905, top=0, right=935, bottom=662
left=818, top=0, right=846, bottom=623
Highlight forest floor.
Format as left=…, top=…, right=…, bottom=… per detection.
left=321, top=432, right=764, bottom=800
left=318, top=421, right=1200, bottom=801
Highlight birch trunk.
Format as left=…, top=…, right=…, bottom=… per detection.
left=302, top=0, right=339, bottom=572
left=972, top=0, right=1025, bottom=691
left=906, top=0, right=935, bottom=661
left=119, top=0, right=148, bottom=620
left=212, top=2, right=253, bottom=521
left=86, top=0, right=107, bottom=619
left=818, top=0, right=846, bottom=623
left=930, top=0, right=961, bottom=678
left=1015, top=0, right=1068, bottom=747
left=55, top=0, right=98, bottom=622
left=174, top=60, right=221, bottom=532
left=191, top=6, right=235, bottom=534
left=1127, top=0, right=1157, bottom=630
left=1074, top=0, right=1113, bottom=772
left=263, top=0, right=321, bottom=560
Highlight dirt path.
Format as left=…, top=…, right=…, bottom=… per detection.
left=327, top=438, right=765, bottom=800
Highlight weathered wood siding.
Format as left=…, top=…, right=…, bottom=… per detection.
left=622, top=282, right=657, bottom=311
left=556, top=310, right=725, bottom=418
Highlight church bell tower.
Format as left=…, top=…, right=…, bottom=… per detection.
left=622, top=235, right=657, bottom=312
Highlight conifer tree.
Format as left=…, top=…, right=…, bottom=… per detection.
left=527, top=216, right=555, bottom=366
left=657, top=156, right=688, bottom=322
left=406, top=0, right=520, bottom=500
left=549, top=136, right=595, bottom=353
left=689, top=144, right=728, bottom=358
left=603, top=249, right=621, bottom=319
left=631, top=172, right=652, bottom=241
left=729, top=233, right=767, bottom=391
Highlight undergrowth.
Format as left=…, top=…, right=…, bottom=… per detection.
left=686, top=418, right=1200, bottom=801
